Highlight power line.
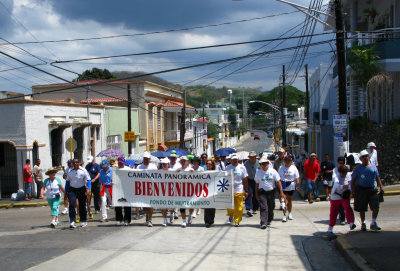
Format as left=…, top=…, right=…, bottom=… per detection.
left=0, top=11, right=300, bottom=46
left=51, top=32, right=333, bottom=64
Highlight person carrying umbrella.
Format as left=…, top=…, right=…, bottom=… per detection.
left=99, top=159, right=112, bottom=222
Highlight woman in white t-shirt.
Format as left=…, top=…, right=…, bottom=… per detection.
left=41, top=168, right=65, bottom=228
left=176, top=156, right=192, bottom=227
left=278, top=156, right=299, bottom=222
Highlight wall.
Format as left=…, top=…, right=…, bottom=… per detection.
left=105, top=106, right=139, bottom=155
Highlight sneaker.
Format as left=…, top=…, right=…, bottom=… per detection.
left=370, top=223, right=381, bottom=231
left=147, top=221, right=153, bottom=227
left=340, top=221, right=346, bottom=225
left=94, top=210, right=100, bottom=214
left=188, top=215, right=192, bottom=224
left=304, top=199, right=309, bottom=202
left=252, top=210, right=257, bottom=214
left=81, top=222, right=87, bottom=227
left=282, top=215, right=287, bottom=222
left=260, top=224, right=267, bottom=229
left=205, top=223, right=211, bottom=228
left=309, top=200, right=314, bottom=204
left=124, top=221, right=130, bottom=226
left=191, top=212, right=196, bottom=218
left=228, top=216, right=233, bottom=224
left=70, top=222, right=77, bottom=228
left=116, top=221, right=121, bottom=226
left=246, top=211, right=253, bottom=217
left=89, top=212, right=93, bottom=219
left=234, top=223, right=239, bottom=227
left=197, top=209, right=201, bottom=215
left=181, top=221, right=186, bottom=228
left=350, top=224, right=357, bottom=230
left=361, top=222, right=367, bottom=231
left=315, top=198, right=320, bottom=202
left=288, top=213, right=293, bottom=220
left=162, top=218, right=168, bottom=227
left=61, top=208, right=69, bottom=215
left=50, top=221, right=56, bottom=228
left=169, top=213, right=174, bottom=224
left=326, top=196, right=330, bottom=201
left=76, top=218, right=80, bottom=223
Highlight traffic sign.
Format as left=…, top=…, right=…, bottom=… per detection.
left=65, top=137, right=77, bottom=152
left=333, top=114, right=347, bottom=128
left=124, top=131, right=135, bottom=142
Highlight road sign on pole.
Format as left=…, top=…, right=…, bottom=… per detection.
left=124, top=131, right=135, bottom=142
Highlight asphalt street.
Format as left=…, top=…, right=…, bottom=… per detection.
left=0, top=132, right=398, bottom=271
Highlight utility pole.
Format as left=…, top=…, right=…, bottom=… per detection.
left=305, top=64, right=309, bottom=124
left=335, top=0, right=347, bottom=114
left=127, top=84, right=132, bottom=155
left=179, top=89, right=186, bottom=149
left=281, top=65, right=287, bottom=147
left=202, top=104, right=206, bottom=152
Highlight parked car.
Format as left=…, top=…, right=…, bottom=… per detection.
left=254, top=135, right=260, bottom=140
left=267, top=131, right=273, bottom=138
left=251, top=132, right=255, bottom=136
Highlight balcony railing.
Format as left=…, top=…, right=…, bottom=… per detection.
left=164, top=129, right=194, bottom=142
left=355, top=28, right=400, bottom=46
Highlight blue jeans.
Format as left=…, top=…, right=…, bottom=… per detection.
left=304, top=179, right=319, bottom=199
left=245, top=179, right=259, bottom=211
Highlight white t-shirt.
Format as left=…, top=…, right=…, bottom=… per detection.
left=255, top=167, right=280, bottom=191
left=330, top=172, right=352, bottom=200
left=170, top=163, right=181, bottom=170
left=226, top=164, right=248, bottom=194
left=137, top=163, right=158, bottom=170
left=367, top=149, right=378, bottom=167
left=67, top=167, right=91, bottom=188
left=184, top=166, right=204, bottom=172
left=44, top=177, right=63, bottom=199
left=278, top=165, right=299, bottom=191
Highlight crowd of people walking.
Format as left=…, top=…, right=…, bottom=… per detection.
left=38, top=141, right=383, bottom=235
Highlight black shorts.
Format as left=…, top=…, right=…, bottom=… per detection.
left=283, top=190, right=294, bottom=196
left=354, top=186, right=380, bottom=212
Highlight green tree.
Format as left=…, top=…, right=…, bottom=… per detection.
left=73, top=68, right=115, bottom=82
left=347, top=45, right=380, bottom=118
left=207, top=123, right=219, bottom=139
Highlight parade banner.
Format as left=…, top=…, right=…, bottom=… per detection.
left=112, top=169, right=234, bottom=209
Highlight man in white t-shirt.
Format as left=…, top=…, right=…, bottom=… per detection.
left=366, top=142, right=378, bottom=169
left=137, top=152, right=158, bottom=227
left=255, top=156, right=283, bottom=229
left=169, top=153, right=181, bottom=170
left=226, top=154, right=248, bottom=227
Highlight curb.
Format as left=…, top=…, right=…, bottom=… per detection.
left=0, top=201, right=48, bottom=209
left=384, top=190, right=400, bottom=196
left=335, top=235, right=375, bottom=271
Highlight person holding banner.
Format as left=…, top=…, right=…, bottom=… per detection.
left=176, top=156, right=192, bottom=227
left=186, top=157, right=204, bottom=223
left=99, top=160, right=112, bottom=222
left=204, top=159, right=217, bottom=227
left=226, top=154, right=248, bottom=227
left=114, top=157, right=132, bottom=226
left=255, top=157, right=283, bottom=229
left=137, top=152, right=158, bottom=227
left=160, top=158, right=174, bottom=226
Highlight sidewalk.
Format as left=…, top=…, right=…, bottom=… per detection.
left=0, top=197, right=50, bottom=209
left=336, top=228, right=400, bottom=271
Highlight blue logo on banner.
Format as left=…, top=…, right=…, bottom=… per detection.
left=217, top=179, right=230, bottom=192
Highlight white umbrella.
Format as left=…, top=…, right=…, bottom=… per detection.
left=236, top=151, right=250, bottom=160
left=126, top=153, right=160, bottom=164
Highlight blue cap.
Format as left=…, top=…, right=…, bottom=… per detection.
left=101, top=159, right=109, bottom=166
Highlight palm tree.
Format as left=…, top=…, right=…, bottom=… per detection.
left=347, top=45, right=380, bottom=118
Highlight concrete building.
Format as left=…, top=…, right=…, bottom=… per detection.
left=0, top=98, right=104, bottom=197
left=32, top=80, right=195, bottom=152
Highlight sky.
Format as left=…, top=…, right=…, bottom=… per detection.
left=0, top=0, right=334, bottom=95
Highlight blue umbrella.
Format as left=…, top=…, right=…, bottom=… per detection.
left=151, top=151, right=170, bottom=158
left=214, top=148, right=236, bottom=157
left=96, top=148, right=124, bottom=157
left=166, top=148, right=188, bottom=156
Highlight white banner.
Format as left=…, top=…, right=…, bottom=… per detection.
left=112, top=169, right=234, bottom=209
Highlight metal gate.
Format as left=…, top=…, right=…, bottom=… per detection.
left=0, top=142, right=18, bottom=197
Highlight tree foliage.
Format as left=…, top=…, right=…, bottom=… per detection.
left=73, top=68, right=115, bottom=82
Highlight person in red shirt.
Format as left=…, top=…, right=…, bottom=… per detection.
left=23, top=159, right=33, bottom=201
left=302, top=153, right=321, bottom=203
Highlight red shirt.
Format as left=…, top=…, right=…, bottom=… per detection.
left=23, top=165, right=33, bottom=184
left=303, top=159, right=321, bottom=181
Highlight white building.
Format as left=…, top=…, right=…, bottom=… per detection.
left=0, top=98, right=104, bottom=197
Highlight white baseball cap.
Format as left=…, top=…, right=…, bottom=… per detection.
left=143, top=151, right=151, bottom=159
left=359, top=150, right=369, bottom=157
left=230, top=154, right=239, bottom=160
left=180, top=156, right=188, bottom=161
left=367, top=142, right=376, bottom=148
left=160, top=157, right=170, bottom=164
left=86, top=156, right=94, bottom=163
left=259, top=157, right=270, bottom=164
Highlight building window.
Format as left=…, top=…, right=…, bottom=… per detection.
left=96, top=127, right=100, bottom=140
left=107, top=135, right=122, bottom=151
left=157, top=108, right=161, bottom=131
left=148, top=107, right=153, bottom=130
left=321, top=109, right=328, bottom=121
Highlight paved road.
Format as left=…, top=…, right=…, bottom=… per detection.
left=235, top=130, right=275, bottom=153
left=1, top=134, right=398, bottom=271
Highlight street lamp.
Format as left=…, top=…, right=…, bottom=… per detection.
left=227, top=89, right=232, bottom=109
